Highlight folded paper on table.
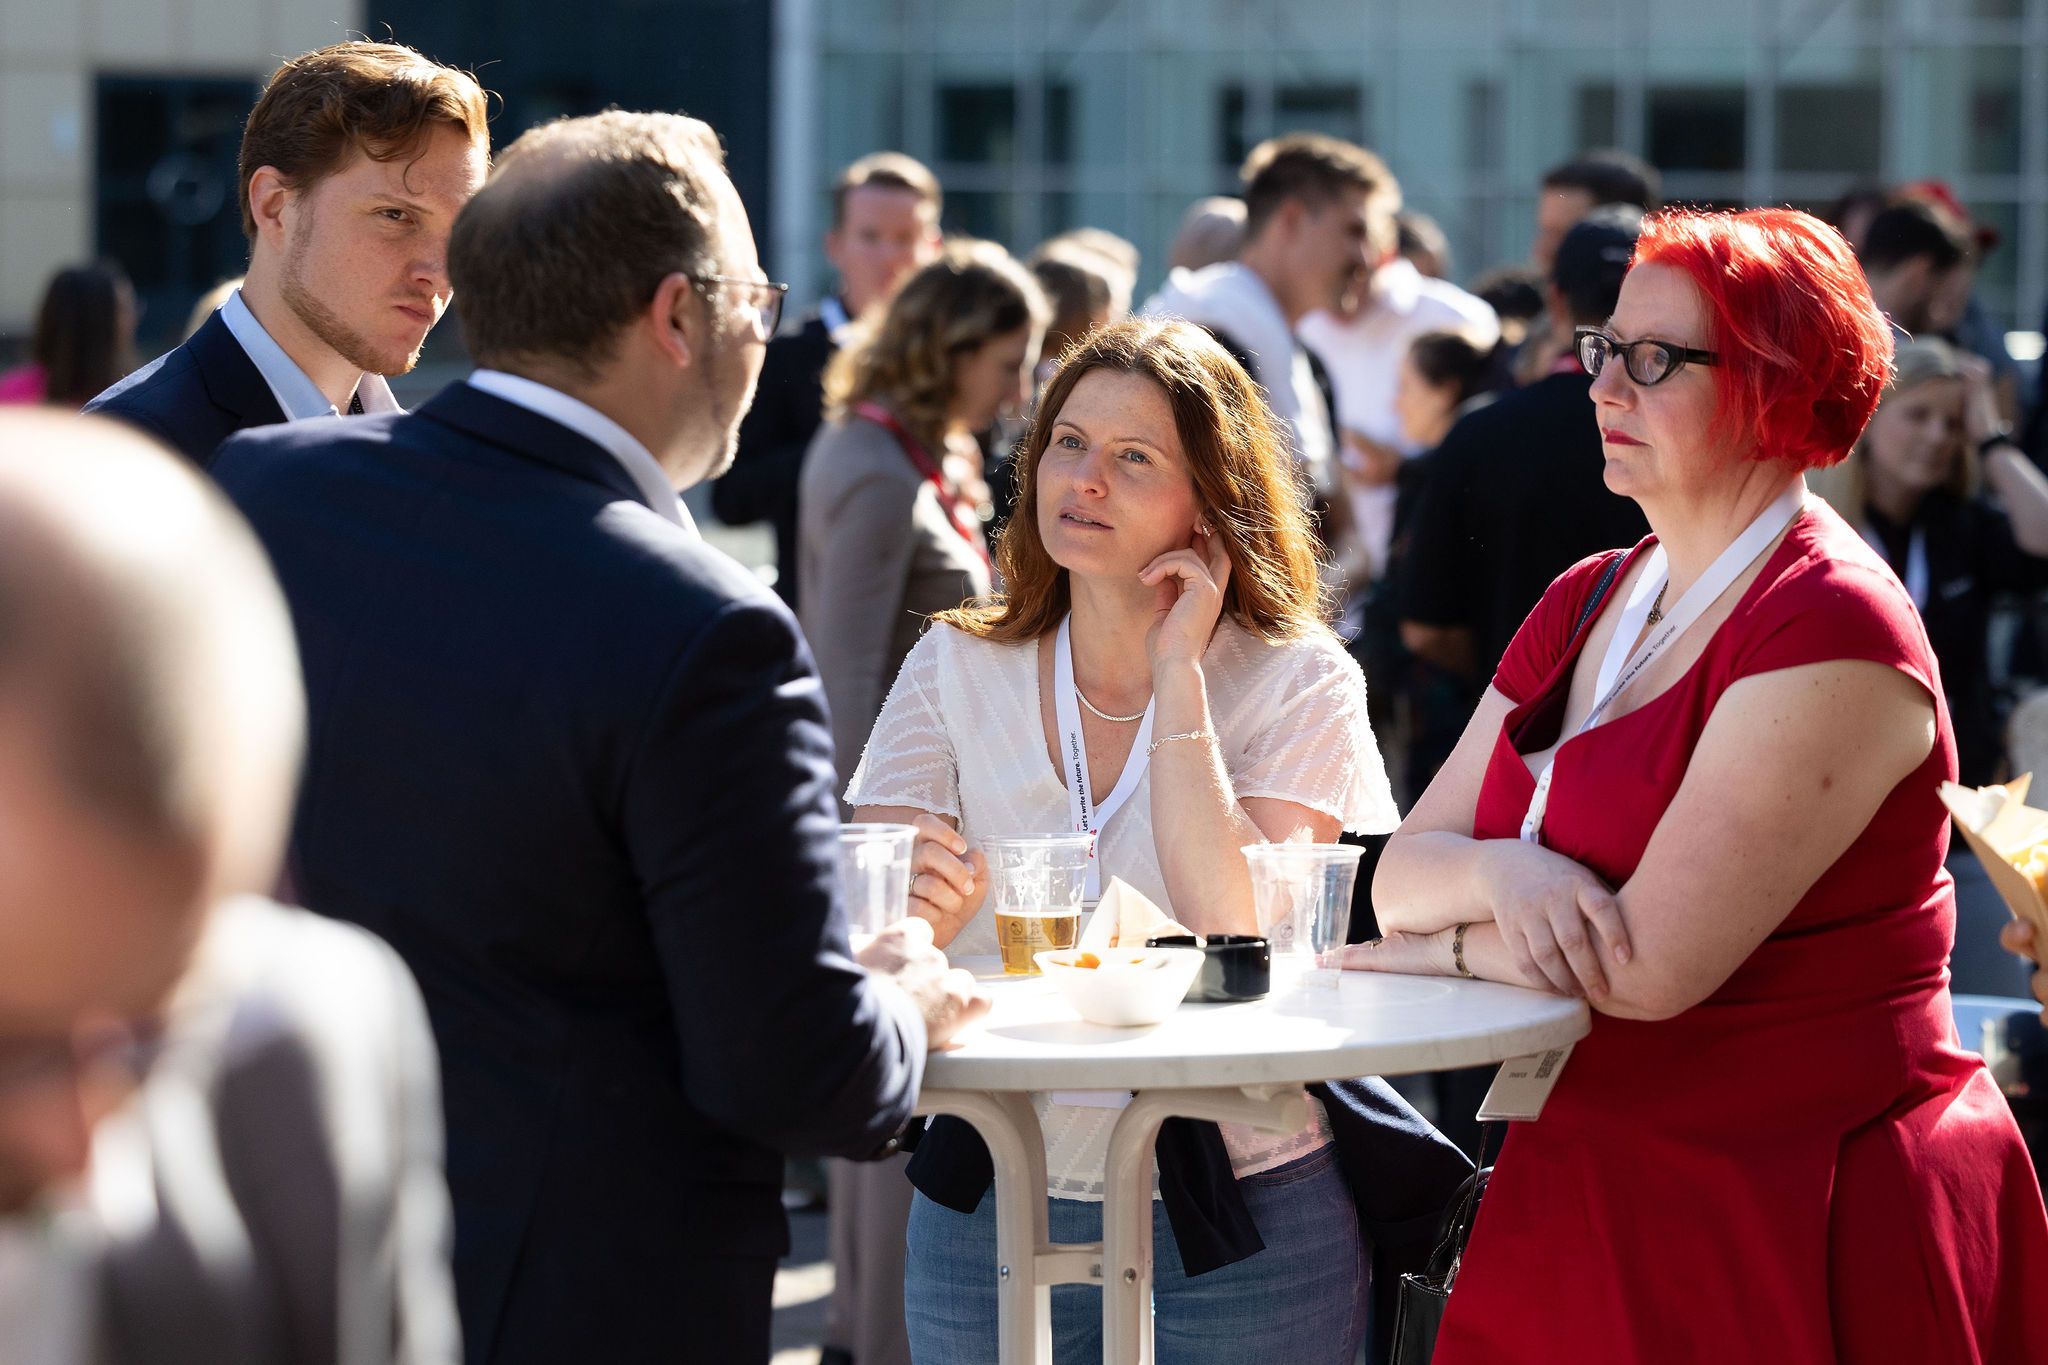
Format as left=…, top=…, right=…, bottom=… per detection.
left=1939, top=775, right=2048, bottom=936
left=1078, top=876, right=1193, bottom=951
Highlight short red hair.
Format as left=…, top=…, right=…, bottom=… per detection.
left=1632, top=207, right=1893, bottom=470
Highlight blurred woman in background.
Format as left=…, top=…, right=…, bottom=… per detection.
left=800, top=239, right=1046, bottom=789
left=0, top=262, right=138, bottom=407
left=1810, top=337, right=2048, bottom=786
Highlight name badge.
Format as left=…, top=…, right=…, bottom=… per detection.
left=1476, top=1045, right=1573, bottom=1122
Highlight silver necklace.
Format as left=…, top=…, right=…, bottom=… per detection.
left=1076, top=685, right=1147, bottom=724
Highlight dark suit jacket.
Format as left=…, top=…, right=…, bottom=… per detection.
left=210, top=383, right=926, bottom=1365
left=710, top=309, right=837, bottom=609
left=97, top=897, right=458, bottom=1365
left=85, top=311, right=288, bottom=464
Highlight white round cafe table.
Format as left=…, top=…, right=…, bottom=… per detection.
left=914, top=960, right=1591, bottom=1365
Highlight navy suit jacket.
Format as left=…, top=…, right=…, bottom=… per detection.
left=210, top=383, right=924, bottom=1365
left=85, top=311, right=288, bottom=463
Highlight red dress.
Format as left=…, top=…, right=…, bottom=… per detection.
left=1437, top=502, right=2048, bottom=1363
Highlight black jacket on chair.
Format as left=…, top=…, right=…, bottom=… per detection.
left=85, top=310, right=288, bottom=463
left=210, top=381, right=926, bottom=1365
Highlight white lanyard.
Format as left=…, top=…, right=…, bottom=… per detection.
left=1520, top=485, right=1805, bottom=845
left=1858, top=519, right=1928, bottom=610
left=1054, top=614, right=1155, bottom=900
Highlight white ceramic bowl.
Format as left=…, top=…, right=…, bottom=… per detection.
left=1033, top=946, right=1204, bottom=1027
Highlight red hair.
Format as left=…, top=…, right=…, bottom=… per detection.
left=1632, top=207, right=1893, bottom=470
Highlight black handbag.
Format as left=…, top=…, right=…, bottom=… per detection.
left=1389, top=1122, right=1500, bottom=1363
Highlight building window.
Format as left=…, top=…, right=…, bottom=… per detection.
left=1777, top=84, right=1882, bottom=175
left=1218, top=83, right=1366, bottom=168
left=1646, top=85, right=1745, bottom=173
left=95, top=75, right=258, bottom=346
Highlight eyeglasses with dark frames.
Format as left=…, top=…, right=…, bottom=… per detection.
left=1575, top=326, right=1720, bottom=387
left=688, top=274, right=790, bottom=340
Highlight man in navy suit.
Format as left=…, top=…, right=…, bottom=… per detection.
left=210, top=111, right=986, bottom=1365
left=87, top=41, right=489, bottom=460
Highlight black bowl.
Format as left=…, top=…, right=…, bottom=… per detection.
left=1145, top=933, right=1270, bottom=1002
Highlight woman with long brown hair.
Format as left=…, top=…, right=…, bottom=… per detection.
left=849, top=315, right=1408, bottom=1361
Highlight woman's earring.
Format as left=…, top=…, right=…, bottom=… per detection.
left=1196, top=520, right=1213, bottom=535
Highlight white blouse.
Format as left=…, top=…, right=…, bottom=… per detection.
left=846, top=617, right=1399, bottom=1199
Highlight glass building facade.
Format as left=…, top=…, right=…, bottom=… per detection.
left=773, top=0, right=2048, bottom=341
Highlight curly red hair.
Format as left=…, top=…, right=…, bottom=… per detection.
left=1632, top=207, right=1893, bottom=470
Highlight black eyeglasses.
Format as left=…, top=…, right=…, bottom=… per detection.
left=1575, top=327, right=1720, bottom=387
left=689, top=274, right=789, bottom=340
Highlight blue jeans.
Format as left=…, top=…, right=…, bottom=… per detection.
left=904, top=1144, right=1369, bottom=1364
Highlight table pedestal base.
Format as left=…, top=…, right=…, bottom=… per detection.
left=917, top=1085, right=1310, bottom=1365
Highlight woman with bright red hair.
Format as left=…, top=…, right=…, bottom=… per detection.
left=1351, top=207, right=2048, bottom=1360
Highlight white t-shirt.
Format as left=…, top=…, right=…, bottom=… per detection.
left=846, top=618, right=1399, bottom=1198
left=1298, top=260, right=1499, bottom=577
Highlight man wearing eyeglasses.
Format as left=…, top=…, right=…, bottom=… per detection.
left=209, top=111, right=988, bottom=1365
left=0, top=410, right=457, bottom=1365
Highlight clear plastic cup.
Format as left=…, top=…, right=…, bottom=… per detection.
left=1242, top=843, right=1364, bottom=990
left=837, top=823, right=916, bottom=937
left=981, top=834, right=1094, bottom=975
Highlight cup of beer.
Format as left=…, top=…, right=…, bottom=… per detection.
left=982, top=834, right=1093, bottom=975
left=837, top=823, right=917, bottom=936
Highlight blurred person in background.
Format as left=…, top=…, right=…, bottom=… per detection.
left=714, top=153, right=943, bottom=609
left=1858, top=198, right=1974, bottom=341
left=1516, top=150, right=1661, bottom=383
left=1146, top=134, right=1391, bottom=503
left=87, top=42, right=488, bottom=463
left=802, top=241, right=1046, bottom=789
left=1810, top=339, right=2048, bottom=998
left=1166, top=195, right=1246, bottom=273
left=1807, top=338, right=2048, bottom=786
left=1040, top=226, right=1139, bottom=291
left=1896, top=181, right=2022, bottom=418
left=1297, top=165, right=1496, bottom=583
left=1394, top=210, right=1452, bottom=281
left=796, top=238, right=1043, bottom=1365
left=1402, top=207, right=1650, bottom=709
left=1827, top=182, right=1893, bottom=256
left=212, top=111, right=984, bottom=1365
left=1528, top=149, right=1661, bottom=274
left=1029, top=240, right=1128, bottom=379
left=0, top=409, right=456, bottom=1365
left=1357, top=206, right=2048, bottom=1362
left=1382, top=328, right=1503, bottom=798
left=0, top=263, right=137, bottom=408
left=181, top=278, right=243, bottom=344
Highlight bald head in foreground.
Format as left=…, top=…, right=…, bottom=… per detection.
left=0, top=412, right=456, bottom=1365
left=211, top=110, right=985, bottom=1365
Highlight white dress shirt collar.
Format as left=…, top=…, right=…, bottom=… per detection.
left=218, top=289, right=401, bottom=420
left=465, top=369, right=696, bottom=535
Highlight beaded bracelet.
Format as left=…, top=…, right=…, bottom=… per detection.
left=1146, top=729, right=1216, bottom=757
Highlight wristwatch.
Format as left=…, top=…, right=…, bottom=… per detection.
left=1979, top=426, right=2017, bottom=460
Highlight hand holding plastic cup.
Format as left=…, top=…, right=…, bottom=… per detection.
left=1242, top=843, right=1364, bottom=990
left=837, top=823, right=917, bottom=937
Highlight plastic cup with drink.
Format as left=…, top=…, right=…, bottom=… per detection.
left=1243, top=842, right=1363, bottom=991
left=982, top=833, right=1093, bottom=975
left=836, top=823, right=917, bottom=937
